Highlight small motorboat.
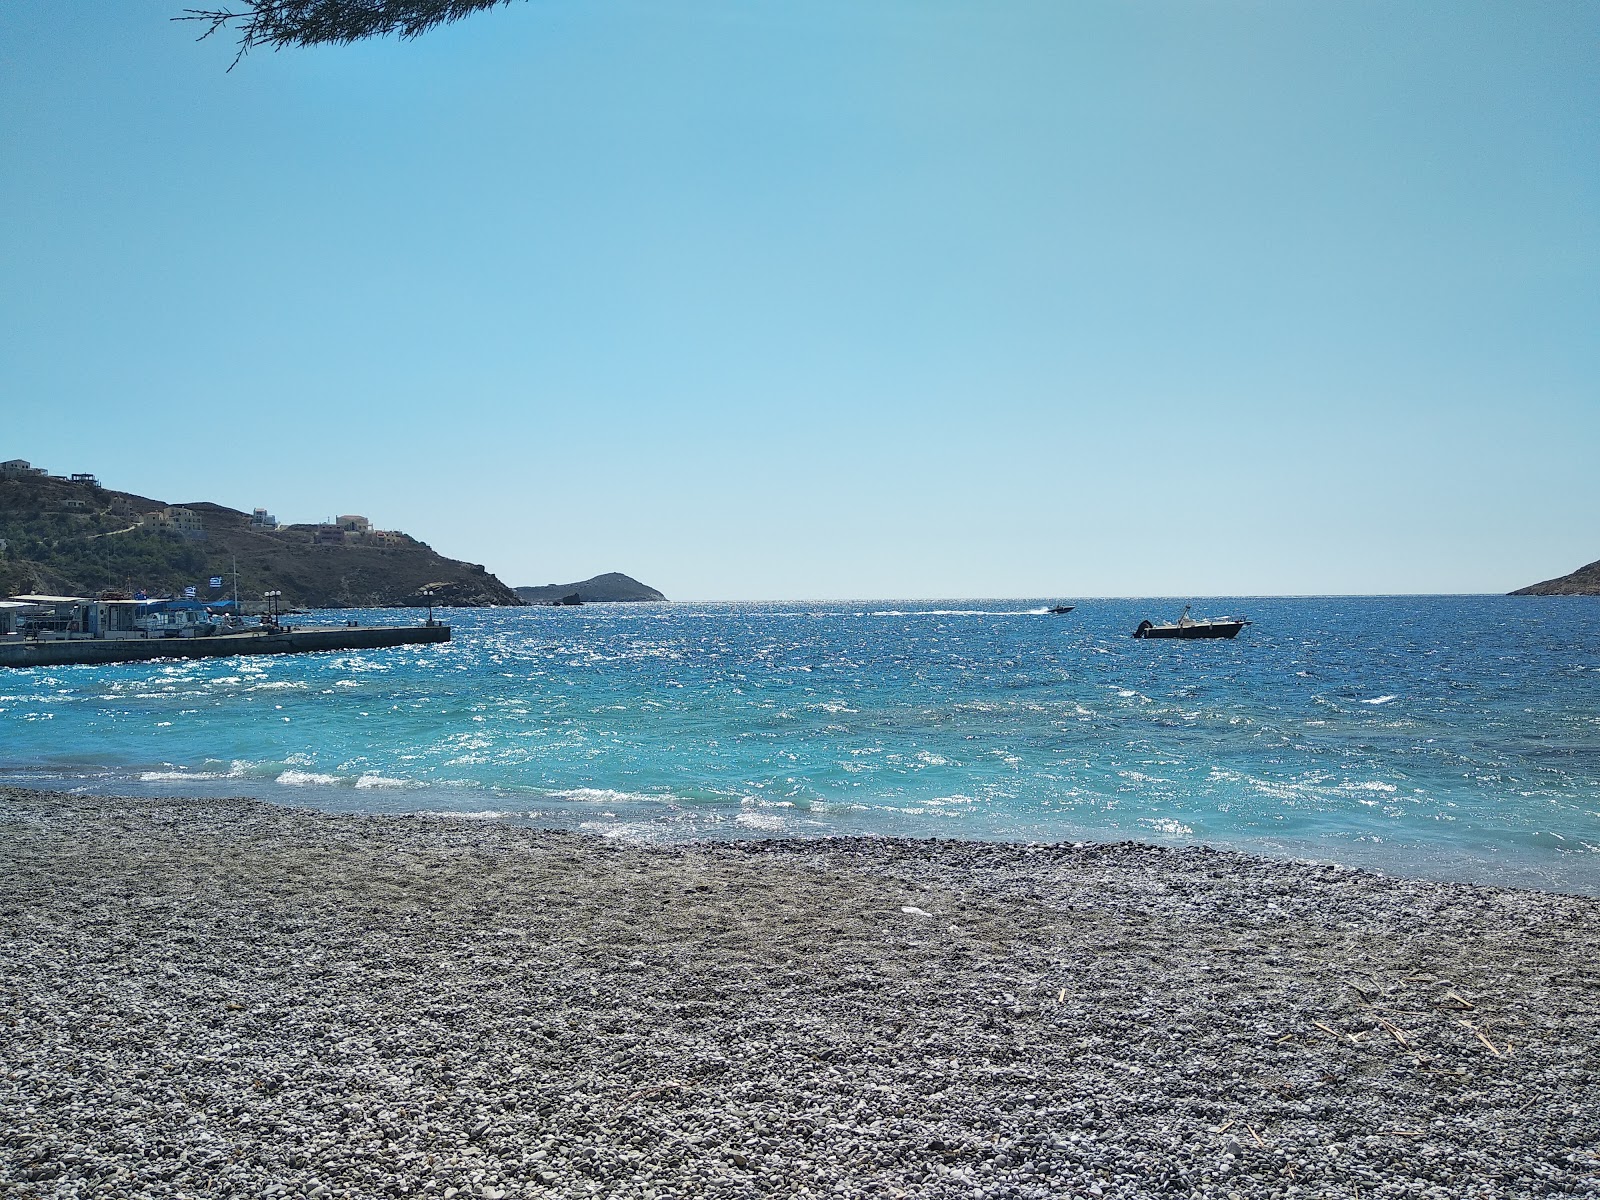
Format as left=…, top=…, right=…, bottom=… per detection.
left=1132, top=605, right=1250, bottom=640
left=1047, top=605, right=1075, bottom=615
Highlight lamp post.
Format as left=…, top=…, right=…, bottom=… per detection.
left=420, top=586, right=437, bottom=627
left=263, top=590, right=282, bottom=626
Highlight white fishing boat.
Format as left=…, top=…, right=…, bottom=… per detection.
left=1132, top=606, right=1250, bottom=640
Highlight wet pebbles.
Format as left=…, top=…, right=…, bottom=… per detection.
left=2, top=788, right=1596, bottom=1198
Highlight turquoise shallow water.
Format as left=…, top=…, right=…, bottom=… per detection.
left=3, top=597, right=1597, bottom=893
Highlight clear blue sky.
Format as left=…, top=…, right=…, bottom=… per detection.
left=3, top=1, right=1595, bottom=599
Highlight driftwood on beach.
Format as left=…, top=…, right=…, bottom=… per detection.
left=2, top=789, right=1597, bottom=1198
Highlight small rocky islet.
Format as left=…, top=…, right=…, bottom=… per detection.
left=1510, top=558, right=1600, bottom=596
left=2, top=789, right=1596, bottom=1199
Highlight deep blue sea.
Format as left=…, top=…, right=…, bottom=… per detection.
left=3, top=598, right=1597, bottom=894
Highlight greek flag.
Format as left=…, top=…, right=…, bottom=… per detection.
left=210, top=576, right=223, bottom=589
left=184, top=586, right=197, bottom=598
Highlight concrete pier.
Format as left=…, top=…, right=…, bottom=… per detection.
left=0, top=624, right=449, bottom=669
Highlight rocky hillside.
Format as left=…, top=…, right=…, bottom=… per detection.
left=516, top=573, right=666, bottom=604
left=1510, top=559, right=1600, bottom=596
left=0, top=472, right=523, bottom=608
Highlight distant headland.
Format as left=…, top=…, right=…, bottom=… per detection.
left=1510, top=559, right=1600, bottom=596
left=0, top=457, right=519, bottom=609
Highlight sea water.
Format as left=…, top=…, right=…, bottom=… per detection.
left=3, top=597, right=1597, bottom=894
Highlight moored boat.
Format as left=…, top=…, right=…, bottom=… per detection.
left=1132, top=606, right=1250, bottom=640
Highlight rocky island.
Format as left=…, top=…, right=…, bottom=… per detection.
left=1509, top=558, right=1600, bottom=596
left=516, top=572, right=666, bottom=604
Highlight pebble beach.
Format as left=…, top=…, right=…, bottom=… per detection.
left=2, top=787, right=1597, bottom=1199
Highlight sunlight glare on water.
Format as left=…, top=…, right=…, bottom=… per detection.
left=3, top=597, right=1597, bottom=893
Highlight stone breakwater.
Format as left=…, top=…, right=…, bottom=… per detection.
left=2, top=790, right=1596, bottom=1200
left=0, top=624, right=449, bottom=669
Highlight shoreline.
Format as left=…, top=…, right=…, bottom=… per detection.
left=3, top=786, right=1597, bottom=1198
left=9, top=771, right=1598, bottom=900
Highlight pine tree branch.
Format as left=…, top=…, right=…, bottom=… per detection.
left=175, top=1, right=527, bottom=66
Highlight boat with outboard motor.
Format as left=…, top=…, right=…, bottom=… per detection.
left=1132, top=606, right=1250, bottom=640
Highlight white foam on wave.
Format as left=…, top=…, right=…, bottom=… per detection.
left=1119, top=770, right=1169, bottom=785
left=1250, top=778, right=1315, bottom=802
left=735, top=812, right=788, bottom=831
left=275, top=769, right=341, bottom=787
left=354, top=773, right=409, bottom=789
left=1361, top=695, right=1399, bottom=706
left=549, top=787, right=660, bottom=806
left=1139, top=817, right=1194, bottom=836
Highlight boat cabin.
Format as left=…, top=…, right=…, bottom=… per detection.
left=135, top=600, right=222, bottom=638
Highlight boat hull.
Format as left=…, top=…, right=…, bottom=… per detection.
left=1132, top=620, right=1248, bottom=640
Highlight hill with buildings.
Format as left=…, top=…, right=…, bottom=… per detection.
left=1510, top=559, right=1600, bottom=596
left=0, top=459, right=523, bottom=608
left=515, top=573, right=667, bottom=604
